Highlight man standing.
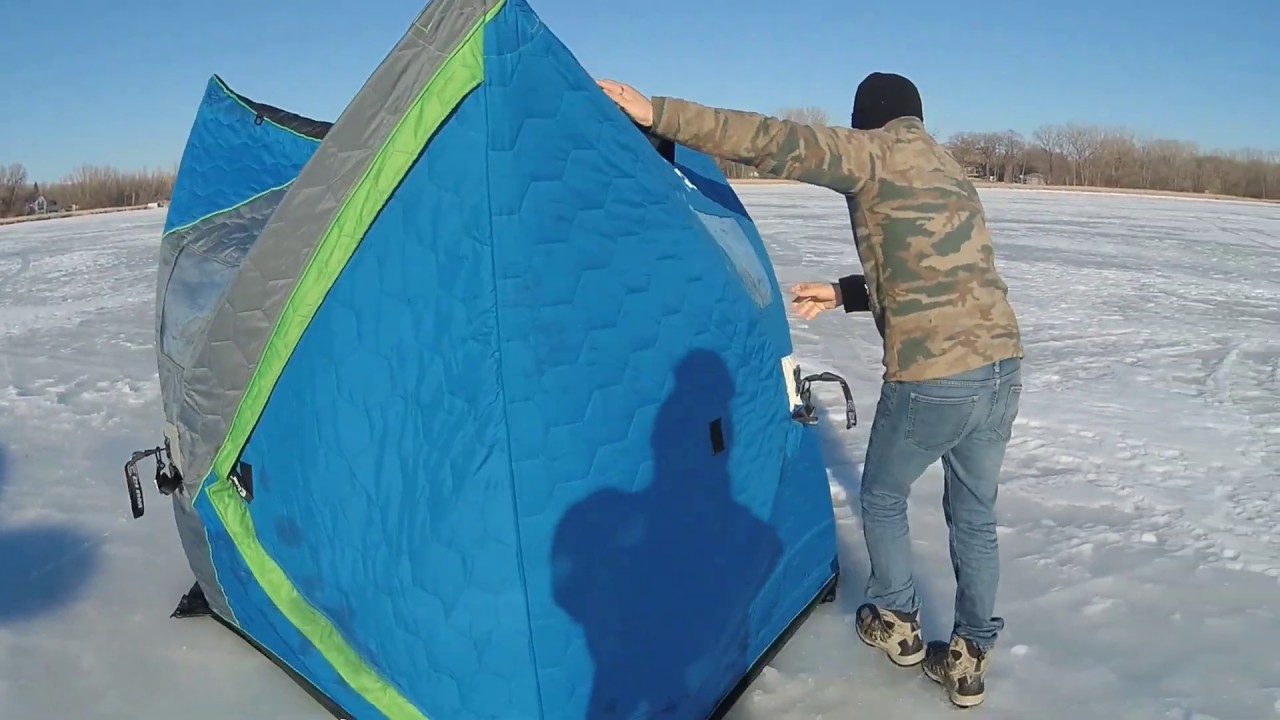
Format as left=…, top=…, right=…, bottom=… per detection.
left=596, top=72, right=1023, bottom=708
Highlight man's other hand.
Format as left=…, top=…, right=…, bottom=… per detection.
left=788, top=282, right=841, bottom=320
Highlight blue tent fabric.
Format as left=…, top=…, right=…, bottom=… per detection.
left=197, top=498, right=387, bottom=719
left=163, top=76, right=324, bottom=235
left=484, top=5, right=837, bottom=716
left=208, top=83, right=540, bottom=717
left=150, top=0, right=840, bottom=717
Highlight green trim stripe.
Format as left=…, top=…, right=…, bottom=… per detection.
left=199, top=2, right=507, bottom=717
left=162, top=181, right=294, bottom=240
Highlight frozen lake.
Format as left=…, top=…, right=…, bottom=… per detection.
left=1, top=184, right=1277, bottom=719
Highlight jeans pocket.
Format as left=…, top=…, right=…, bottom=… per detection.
left=993, top=384, right=1023, bottom=441
left=905, top=391, right=979, bottom=453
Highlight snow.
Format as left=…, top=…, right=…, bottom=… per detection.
left=1, top=185, right=1277, bottom=719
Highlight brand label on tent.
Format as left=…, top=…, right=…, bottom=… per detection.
left=228, top=461, right=255, bottom=502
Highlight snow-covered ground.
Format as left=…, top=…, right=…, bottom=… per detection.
left=0, top=185, right=1277, bottom=719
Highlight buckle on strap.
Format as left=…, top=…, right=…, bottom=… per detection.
left=123, top=438, right=183, bottom=518
left=791, top=368, right=858, bottom=429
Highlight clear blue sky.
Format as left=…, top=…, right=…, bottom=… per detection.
left=1, top=0, right=1276, bottom=181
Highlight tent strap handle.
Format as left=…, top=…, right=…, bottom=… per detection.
left=791, top=370, right=858, bottom=429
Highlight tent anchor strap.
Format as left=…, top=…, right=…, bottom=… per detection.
left=170, top=581, right=353, bottom=719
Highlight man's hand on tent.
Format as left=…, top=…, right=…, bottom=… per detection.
left=788, top=282, right=841, bottom=320
left=596, top=79, right=654, bottom=127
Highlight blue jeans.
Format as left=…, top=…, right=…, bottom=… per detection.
left=860, top=357, right=1022, bottom=651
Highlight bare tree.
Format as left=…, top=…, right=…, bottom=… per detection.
left=1032, top=125, right=1064, bottom=182
left=0, top=163, right=176, bottom=217
left=995, top=131, right=1027, bottom=183
left=49, top=164, right=174, bottom=210
left=778, top=106, right=831, bottom=126
left=8, top=111, right=1279, bottom=210
left=946, top=132, right=1006, bottom=180
left=945, top=132, right=981, bottom=174
left=0, top=163, right=27, bottom=217
left=939, top=121, right=1278, bottom=200
left=713, top=106, right=833, bottom=179
left=1058, top=124, right=1102, bottom=186
left=1095, top=129, right=1138, bottom=187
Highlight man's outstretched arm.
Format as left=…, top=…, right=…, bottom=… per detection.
left=649, top=97, right=887, bottom=195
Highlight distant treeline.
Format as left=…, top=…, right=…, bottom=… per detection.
left=713, top=108, right=1280, bottom=201
left=0, top=163, right=176, bottom=218
left=5, top=109, right=1277, bottom=217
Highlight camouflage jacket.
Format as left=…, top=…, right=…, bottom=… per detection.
left=650, top=96, right=1024, bottom=382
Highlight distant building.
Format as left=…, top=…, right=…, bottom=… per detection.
left=26, top=194, right=61, bottom=215
left=1020, top=173, right=1047, bottom=185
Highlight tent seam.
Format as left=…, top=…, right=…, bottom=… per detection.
left=478, top=7, right=548, bottom=717
left=196, top=24, right=486, bottom=500
left=191, top=10, right=503, bottom=716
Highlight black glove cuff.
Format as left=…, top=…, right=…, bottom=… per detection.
left=837, top=274, right=871, bottom=313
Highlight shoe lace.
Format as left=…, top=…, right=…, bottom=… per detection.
left=862, top=610, right=894, bottom=643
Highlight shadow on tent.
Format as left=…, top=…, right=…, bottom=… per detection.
left=0, top=441, right=100, bottom=624
left=551, top=349, right=785, bottom=718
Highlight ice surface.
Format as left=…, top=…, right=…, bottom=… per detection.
left=0, top=185, right=1277, bottom=719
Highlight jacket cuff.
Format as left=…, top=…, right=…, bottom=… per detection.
left=650, top=96, right=681, bottom=139
left=837, top=274, right=871, bottom=313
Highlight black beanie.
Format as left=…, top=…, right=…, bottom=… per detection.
left=851, top=72, right=923, bottom=130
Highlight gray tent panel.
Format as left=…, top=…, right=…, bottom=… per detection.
left=154, top=186, right=293, bottom=617
left=156, top=186, right=292, bottom=462
left=168, top=0, right=498, bottom=492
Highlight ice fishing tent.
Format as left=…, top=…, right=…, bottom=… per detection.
left=140, top=0, right=844, bottom=717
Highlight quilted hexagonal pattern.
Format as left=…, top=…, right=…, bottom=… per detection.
left=183, top=1, right=836, bottom=719
left=164, top=77, right=321, bottom=235
left=483, top=6, right=835, bottom=717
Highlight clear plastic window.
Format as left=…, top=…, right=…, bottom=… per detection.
left=156, top=187, right=281, bottom=369
left=692, top=209, right=773, bottom=308
left=159, top=247, right=242, bottom=368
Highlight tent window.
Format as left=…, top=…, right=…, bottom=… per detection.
left=159, top=246, right=240, bottom=368
left=692, top=210, right=773, bottom=309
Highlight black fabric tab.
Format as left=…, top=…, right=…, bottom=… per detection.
left=709, top=418, right=726, bottom=455
left=229, top=461, right=254, bottom=501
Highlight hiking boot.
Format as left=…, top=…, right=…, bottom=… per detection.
left=854, top=603, right=925, bottom=666
left=922, top=633, right=990, bottom=708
